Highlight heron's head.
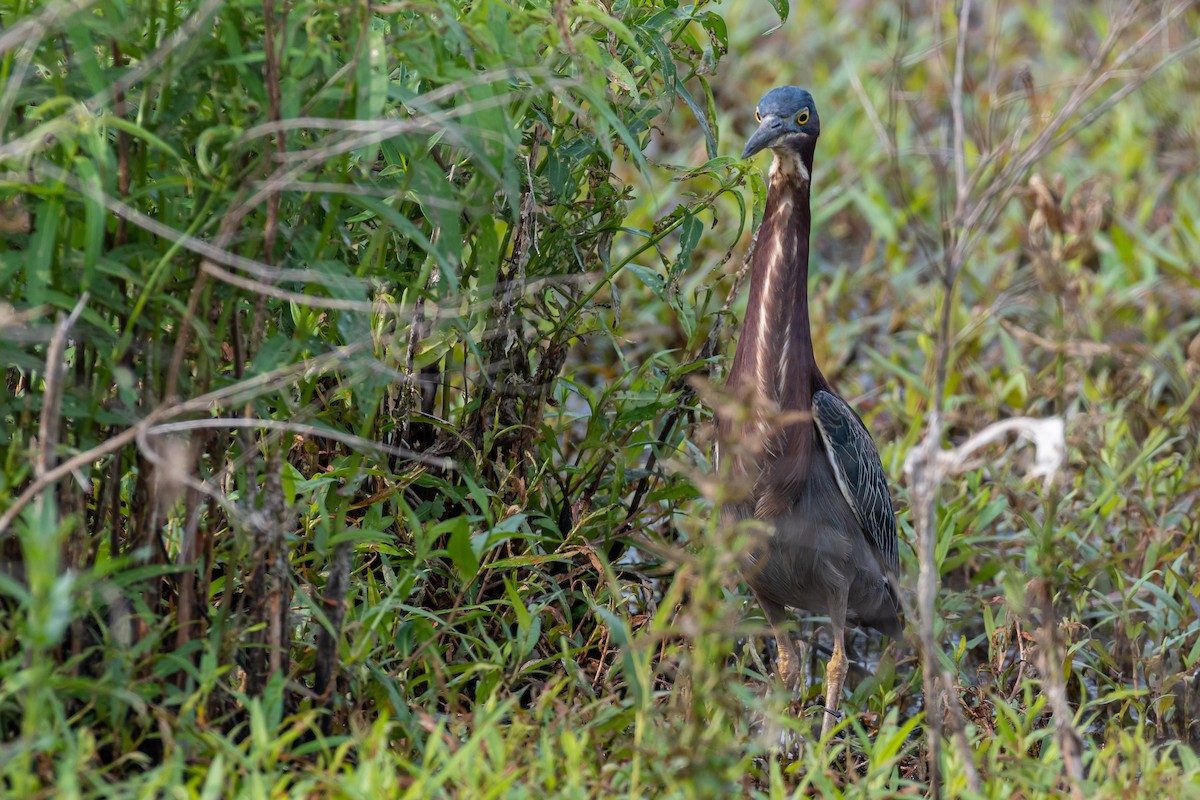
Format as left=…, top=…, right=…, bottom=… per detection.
left=742, top=87, right=820, bottom=173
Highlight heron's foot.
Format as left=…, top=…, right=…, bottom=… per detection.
left=819, top=706, right=843, bottom=740
left=805, top=703, right=844, bottom=740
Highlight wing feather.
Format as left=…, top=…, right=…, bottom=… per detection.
left=811, top=390, right=898, bottom=573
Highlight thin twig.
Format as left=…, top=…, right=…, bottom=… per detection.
left=847, top=67, right=894, bottom=160
left=1030, top=578, right=1085, bottom=797
left=36, top=294, right=89, bottom=479
left=951, top=0, right=971, bottom=216
left=0, top=339, right=383, bottom=535
left=146, top=418, right=454, bottom=468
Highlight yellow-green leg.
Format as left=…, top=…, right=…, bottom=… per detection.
left=757, top=592, right=802, bottom=691
left=821, top=621, right=848, bottom=739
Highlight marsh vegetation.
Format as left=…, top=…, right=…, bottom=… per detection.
left=1, top=0, right=1199, bottom=796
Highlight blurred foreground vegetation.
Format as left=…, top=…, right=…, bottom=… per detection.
left=2, top=0, right=1200, bottom=796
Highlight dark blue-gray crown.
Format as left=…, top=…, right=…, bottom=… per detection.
left=743, top=87, right=821, bottom=160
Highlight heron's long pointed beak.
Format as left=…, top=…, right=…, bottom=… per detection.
left=742, top=117, right=783, bottom=159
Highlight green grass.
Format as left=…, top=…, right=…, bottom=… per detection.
left=1, top=0, right=1199, bottom=796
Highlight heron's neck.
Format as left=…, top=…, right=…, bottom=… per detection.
left=733, top=153, right=824, bottom=409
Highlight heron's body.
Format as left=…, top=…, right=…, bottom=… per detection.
left=721, top=87, right=901, bottom=737
left=736, top=443, right=901, bottom=638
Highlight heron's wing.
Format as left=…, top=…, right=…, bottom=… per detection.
left=811, top=389, right=898, bottom=574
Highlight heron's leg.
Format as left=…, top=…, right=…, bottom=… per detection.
left=820, top=597, right=850, bottom=739
left=755, top=591, right=802, bottom=693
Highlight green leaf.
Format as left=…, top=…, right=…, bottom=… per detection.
left=699, top=12, right=728, bottom=57
left=447, top=520, right=480, bottom=583
left=676, top=80, right=718, bottom=160
left=764, top=0, right=790, bottom=31
left=26, top=197, right=61, bottom=310
left=73, top=158, right=105, bottom=284
left=670, top=212, right=703, bottom=280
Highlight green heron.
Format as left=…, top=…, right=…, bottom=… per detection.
left=720, top=87, right=901, bottom=738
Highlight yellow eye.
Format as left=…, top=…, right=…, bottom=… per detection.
left=796, top=109, right=810, bottom=125
left=754, top=109, right=761, bottom=123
